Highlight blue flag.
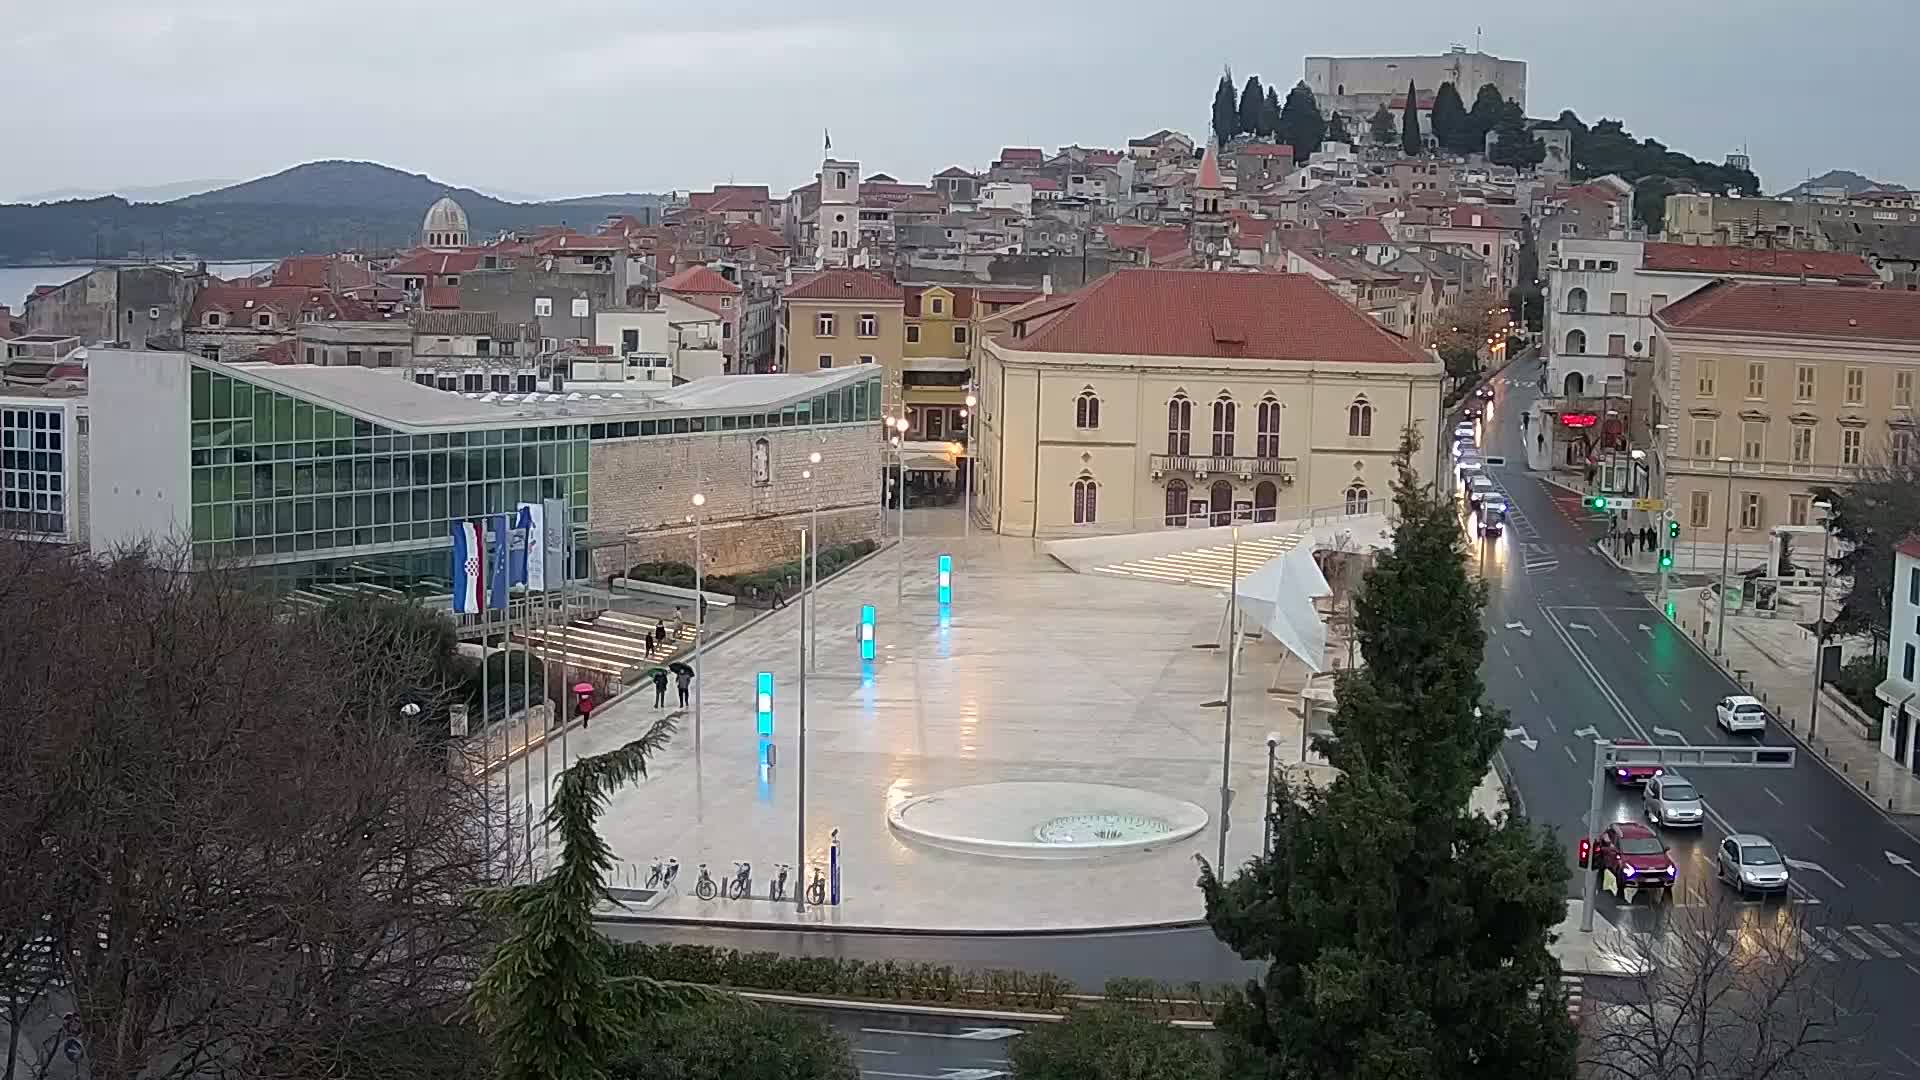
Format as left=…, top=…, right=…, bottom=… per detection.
left=487, top=514, right=511, bottom=609
left=509, top=505, right=533, bottom=586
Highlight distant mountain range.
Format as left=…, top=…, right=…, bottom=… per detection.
left=11, top=180, right=235, bottom=204
left=1775, top=169, right=1902, bottom=199
left=0, top=161, right=664, bottom=264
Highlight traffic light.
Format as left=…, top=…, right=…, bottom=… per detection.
left=1586, top=495, right=1608, bottom=511
left=1668, top=518, right=1681, bottom=539
left=1659, top=551, right=1673, bottom=569
left=1577, top=837, right=1591, bottom=869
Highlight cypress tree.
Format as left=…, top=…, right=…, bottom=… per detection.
left=1368, top=104, right=1397, bottom=146
left=1238, top=74, right=1266, bottom=138
left=1430, top=81, right=1468, bottom=154
left=1466, top=83, right=1506, bottom=154
left=1400, top=80, right=1422, bottom=156
left=1276, top=81, right=1326, bottom=164
left=1325, top=111, right=1351, bottom=146
left=1212, top=69, right=1239, bottom=150
left=1264, top=85, right=1283, bottom=139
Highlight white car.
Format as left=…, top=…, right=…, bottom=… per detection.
left=1716, top=694, right=1768, bottom=735
left=1467, top=474, right=1495, bottom=506
left=1454, top=423, right=1477, bottom=442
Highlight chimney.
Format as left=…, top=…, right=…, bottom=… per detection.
left=1042, top=273, right=1053, bottom=297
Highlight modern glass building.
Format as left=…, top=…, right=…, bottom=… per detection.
left=88, top=350, right=883, bottom=596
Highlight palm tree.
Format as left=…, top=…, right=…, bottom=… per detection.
left=470, top=717, right=701, bottom=1080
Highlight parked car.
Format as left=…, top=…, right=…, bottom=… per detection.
left=1716, top=694, right=1769, bottom=735
left=1609, top=738, right=1662, bottom=786
left=1454, top=422, right=1477, bottom=442
left=1478, top=385, right=1497, bottom=399
left=1716, top=833, right=1790, bottom=896
left=1476, top=495, right=1508, bottom=536
left=1466, top=474, right=1496, bottom=506
left=1642, top=773, right=1704, bottom=828
left=1580, top=822, right=1678, bottom=894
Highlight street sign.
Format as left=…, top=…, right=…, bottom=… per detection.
left=1590, top=496, right=1666, bottom=512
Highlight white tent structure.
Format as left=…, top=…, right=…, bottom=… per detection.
left=1230, top=540, right=1333, bottom=674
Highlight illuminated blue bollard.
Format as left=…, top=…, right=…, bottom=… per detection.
left=756, top=671, right=774, bottom=737
left=937, top=554, right=952, bottom=605
left=859, top=604, right=876, bottom=661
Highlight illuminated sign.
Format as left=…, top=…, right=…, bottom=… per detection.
left=1560, top=412, right=1599, bottom=428
left=937, top=554, right=953, bottom=605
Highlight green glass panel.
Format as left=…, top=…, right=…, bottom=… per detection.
left=273, top=395, right=295, bottom=441
left=295, top=500, right=315, bottom=531
left=191, top=505, right=211, bottom=542
left=190, top=368, right=211, bottom=420
left=212, top=504, right=232, bottom=541
left=192, top=468, right=211, bottom=505
left=273, top=463, right=294, bottom=497
left=252, top=385, right=273, bottom=439
left=373, top=493, right=391, bottom=525
left=191, top=422, right=212, bottom=450
left=209, top=373, right=232, bottom=420
left=211, top=467, right=234, bottom=503
left=294, top=463, right=314, bottom=495
left=275, top=501, right=294, bottom=534
left=232, top=465, right=252, bottom=500
left=355, top=496, right=373, bottom=528
left=867, top=379, right=880, bottom=417
left=570, top=442, right=588, bottom=471
left=294, top=402, right=313, bottom=440
left=234, top=503, right=253, bottom=539
left=430, top=488, right=447, bottom=521
left=314, top=499, right=333, bottom=530
left=312, top=408, right=335, bottom=440
left=826, top=391, right=841, bottom=423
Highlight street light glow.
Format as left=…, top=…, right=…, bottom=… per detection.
left=809, top=451, right=822, bottom=465
left=965, top=394, right=977, bottom=408
left=691, top=492, right=705, bottom=507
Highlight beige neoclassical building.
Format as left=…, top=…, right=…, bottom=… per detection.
left=974, top=269, right=1445, bottom=536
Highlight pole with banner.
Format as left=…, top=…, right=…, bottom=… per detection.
left=451, top=520, right=498, bottom=874
left=519, top=502, right=547, bottom=870
left=543, top=498, right=571, bottom=782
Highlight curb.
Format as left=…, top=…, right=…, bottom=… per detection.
left=596, top=911, right=1211, bottom=937
left=724, top=989, right=1215, bottom=1030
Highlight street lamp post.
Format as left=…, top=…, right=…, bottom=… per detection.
left=1218, top=526, right=1240, bottom=871
left=807, top=452, right=821, bottom=671
left=1263, top=732, right=1279, bottom=857
left=1716, top=455, right=1736, bottom=656
left=963, top=392, right=977, bottom=540
left=1652, top=422, right=1672, bottom=600
left=796, top=524, right=810, bottom=913
left=1810, top=500, right=1833, bottom=737
left=691, top=492, right=706, bottom=748
left=892, top=417, right=909, bottom=603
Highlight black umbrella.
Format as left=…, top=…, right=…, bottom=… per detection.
left=668, top=662, right=694, bottom=677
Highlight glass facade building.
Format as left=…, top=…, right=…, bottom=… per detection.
left=0, top=403, right=70, bottom=539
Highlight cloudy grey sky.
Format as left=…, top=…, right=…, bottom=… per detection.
left=5, top=0, right=1910, bottom=202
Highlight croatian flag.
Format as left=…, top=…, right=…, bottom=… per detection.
left=451, top=520, right=486, bottom=613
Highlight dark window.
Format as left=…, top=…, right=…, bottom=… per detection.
left=1256, top=398, right=1281, bottom=457
left=1907, top=644, right=1916, bottom=683
left=1212, top=396, right=1236, bottom=455
left=1075, top=391, right=1101, bottom=430
left=1073, top=477, right=1098, bottom=524
left=1165, top=479, right=1189, bottom=525
left=1254, top=480, right=1277, bottom=522
left=1167, top=396, right=1191, bottom=454
left=1348, top=399, right=1373, bottom=437
left=376, top=350, right=394, bottom=368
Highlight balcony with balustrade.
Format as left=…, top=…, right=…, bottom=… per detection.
left=1148, top=452, right=1297, bottom=483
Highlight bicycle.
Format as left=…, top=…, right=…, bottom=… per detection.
left=661, top=858, right=680, bottom=891
left=806, top=865, right=826, bottom=906
left=644, top=858, right=664, bottom=890
left=728, top=861, right=753, bottom=901
left=769, top=863, right=792, bottom=902
left=692, top=863, right=717, bottom=901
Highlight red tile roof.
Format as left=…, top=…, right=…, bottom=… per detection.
left=1655, top=281, right=1920, bottom=344
left=423, top=285, right=461, bottom=310
left=1640, top=243, right=1875, bottom=281
left=1238, top=143, right=1295, bottom=158
left=1896, top=536, right=1920, bottom=561
left=1002, top=269, right=1428, bottom=364
left=385, top=249, right=484, bottom=276
left=1031, top=178, right=1060, bottom=192
left=720, top=223, right=788, bottom=250
left=255, top=340, right=300, bottom=365
left=1102, top=223, right=1192, bottom=262
left=905, top=286, right=975, bottom=318
left=1324, top=218, right=1393, bottom=247
left=658, top=264, right=741, bottom=295
left=784, top=270, right=904, bottom=303
left=269, top=255, right=375, bottom=290
left=188, top=284, right=378, bottom=325
left=1389, top=95, right=1437, bottom=110
left=975, top=287, right=1044, bottom=306
left=998, top=147, right=1043, bottom=163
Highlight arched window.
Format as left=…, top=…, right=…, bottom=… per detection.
left=1212, top=395, right=1236, bottom=456
left=1209, top=480, right=1234, bottom=526
left=1563, top=371, right=1586, bottom=397
left=1254, top=480, right=1278, bottom=522
left=1566, top=287, right=1588, bottom=314
left=1073, top=475, right=1099, bottom=524
left=1345, top=483, right=1372, bottom=516
left=1565, top=328, right=1587, bottom=355
left=1347, top=397, right=1373, bottom=437
left=1165, top=479, right=1190, bottom=526
left=1075, top=389, right=1101, bottom=430
left=1166, top=394, right=1192, bottom=455
left=1256, top=396, right=1282, bottom=458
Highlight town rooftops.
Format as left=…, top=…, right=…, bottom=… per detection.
left=1653, top=280, right=1920, bottom=344
left=1323, top=218, right=1393, bottom=247
left=998, top=268, right=1430, bottom=365
left=997, top=147, right=1044, bottom=163
left=385, top=249, right=485, bottom=276
left=206, top=356, right=879, bottom=433
left=188, top=284, right=379, bottom=324
left=1897, top=535, right=1920, bottom=561
left=658, top=265, right=741, bottom=295
left=784, top=269, right=905, bottom=302
left=935, top=166, right=976, bottom=179
left=1237, top=143, right=1295, bottom=158
left=1639, top=242, right=1876, bottom=281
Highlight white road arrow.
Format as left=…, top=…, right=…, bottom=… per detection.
left=1505, top=621, right=1534, bottom=638
left=1886, top=851, right=1920, bottom=879
left=1503, top=726, right=1539, bottom=751
left=1638, top=623, right=1654, bottom=637
left=941, top=1071, right=1011, bottom=1080
left=1573, top=725, right=1599, bottom=739
left=1567, top=622, right=1596, bottom=635
left=1783, top=857, right=1847, bottom=890
left=1652, top=726, right=1684, bottom=740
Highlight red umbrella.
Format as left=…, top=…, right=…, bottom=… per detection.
left=573, top=682, right=595, bottom=694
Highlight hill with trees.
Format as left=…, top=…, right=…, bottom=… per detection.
left=0, top=160, right=662, bottom=263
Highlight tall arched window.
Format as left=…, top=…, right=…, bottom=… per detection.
left=1254, top=480, right=1278, bottom=522
left=1211, top=394, right=1236, bottom=456
left=1209, top=480, right=1234, bottom=526
left=1567, top=287, right=1588, bottom=314
left=1073, top=475, right=1099, bottom=524
left=1075, top=389, right=1102, bottom=430
left=1563, top=372, right=1586, bottom=397
left=1345, top=483, right=1372, bottom=515
left=1565, top=328, right=1587, bottom=354
left=1167, top=394, right=1192, bottom=455
left=1256, top=396, right=1282, bottom=458
left=1165, top=479, right=1190, bottom=526
left=1347, top=397, right=1373, bottom=437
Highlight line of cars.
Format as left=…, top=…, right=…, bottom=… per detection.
left=1453, top=387, right=1508, bottom=537
left=1576, top=739, right=1791, bottom=899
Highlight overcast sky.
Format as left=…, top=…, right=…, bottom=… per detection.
left=5, top=0, right=1911, bottom=203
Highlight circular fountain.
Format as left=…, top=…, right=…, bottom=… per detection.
left=887, top=782, right=1207, bottom=859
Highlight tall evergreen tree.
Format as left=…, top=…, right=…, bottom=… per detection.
left=1488, top=101, right=1545, bottom=169
left=1264, top=85, right=1283, bottom=139
left=1430, top=81, right=1468, bottom=154
left=1466, top=83, right=1507, bottom=155
left=1399, top=80, right=1422, bottom=156
left=1212, top=70, right=1239, bottom=151
left=1325, top=111, right=1351, bottom=145
left=1368, top=104, right=1397, bottom=146
left=1276, top=81, right=1326, bottom=164
left=1238, top=75, right=1266, bottom=139
left=1199, top=433, right=1577, bottom=1080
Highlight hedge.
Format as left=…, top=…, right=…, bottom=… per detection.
left=608, top=942, right=1229, bottom=1021
left=626, top=539, right=879, bottom=604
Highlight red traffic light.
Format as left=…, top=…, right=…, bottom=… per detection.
left=1577, top=837, right=1591, bottom=869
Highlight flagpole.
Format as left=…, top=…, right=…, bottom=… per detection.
left=559, top=504, right=572, bottom=791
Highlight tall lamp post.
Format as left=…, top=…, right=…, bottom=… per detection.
left=1809, top=500, right=1834, bottom=737
left=962, top=392, right=977, bottom=540
left=690, top=493, right=706, bottom=749
left=1715, top=455, right=1736, bottom=655
left=807, top=451, right=821, bottom=671
left=892, top=417, right=910, bottom=602
left=796, top=524, right=810, bottom=913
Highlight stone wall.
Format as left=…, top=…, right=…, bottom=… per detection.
left=586, top=421, right=882, bottom=577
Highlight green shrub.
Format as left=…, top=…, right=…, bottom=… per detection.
left=1832, top=655, right=1887, bottom=723
left=609, top=998, right=858, bottom=1080
left=624, top=540, right=880, bottom=603
left=1009, top=1004, right=1218, bottom=1080
left=611, top=942, right=1076, bottom=1012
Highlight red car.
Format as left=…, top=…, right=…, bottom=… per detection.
left=1580, top=822, right=1678, bottom=891
left=1609, top=738, right=1663, bottom=787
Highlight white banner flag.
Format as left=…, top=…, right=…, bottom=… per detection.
left=519, top=502, right=547, bottom=591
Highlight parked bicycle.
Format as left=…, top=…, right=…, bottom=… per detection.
left=693, top=863, right=717, bottom=901
left=769, top=863, right=792, bottom=902
left=728, top=861, right=753, bottom=901
left=645, top=858, right=664, bottom=889
left=806, top=865, right=826, bottom=906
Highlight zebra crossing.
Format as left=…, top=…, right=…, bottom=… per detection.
left=1630, top=920, right=1920, bottom=968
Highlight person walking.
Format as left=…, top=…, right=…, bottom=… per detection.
left=652, top=619, right=666, bottom=655
left=675, top=667, right=693, bottom=708
left=651, top=666, right=669, bottom=708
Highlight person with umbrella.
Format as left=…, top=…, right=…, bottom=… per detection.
left=574, top=682, right=597, bottom=727
left=671, top=661, right=695, bottom=708
left=649, top=665, right=669, bottom=708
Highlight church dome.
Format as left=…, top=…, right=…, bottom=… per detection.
left=422, top=196, right=470, bottom=248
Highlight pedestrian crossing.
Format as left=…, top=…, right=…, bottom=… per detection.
left=1630, top=921, right=1920, bottom=968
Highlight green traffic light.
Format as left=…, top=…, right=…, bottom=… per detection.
left=1668, top=520, right=1681, bottom=537
left=1659, top=553, right=1673, bottom=568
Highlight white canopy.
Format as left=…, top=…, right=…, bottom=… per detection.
left=1233, top=541, right=1332, bottom=674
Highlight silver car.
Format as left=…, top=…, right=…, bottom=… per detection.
left=1717, top=833, right=1790, bottom=896
left=1642, top=773, right=1704, bottom=828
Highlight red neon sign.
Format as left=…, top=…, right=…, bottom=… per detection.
left=1560, top=412, right=1599, bottom=428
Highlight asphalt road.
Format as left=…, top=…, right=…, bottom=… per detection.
left=1474, top=355, right=1920, bottom=1075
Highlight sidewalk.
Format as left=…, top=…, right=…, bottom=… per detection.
left=1662, top=586, right=1920, bottom=816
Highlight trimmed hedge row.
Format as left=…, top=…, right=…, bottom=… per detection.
left=608, top=942, right=1231, bottom=1021
left=626, top=539, right=879, bottom=604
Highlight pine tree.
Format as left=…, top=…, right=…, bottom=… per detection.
left=1212, top=70, right=1239, bottom=151
left=1430, top=81, right=1468, bottom=154
left=1368, top=104, right=1397, bottom=146
left=1399, top=80, right=1422, bottom=156
left=1466, top=83, right=1507, bottom=155
left=1199, top=432, right=1577, bottom=1080
left=1275, top=81, right=1326, bottom=164
left=1237, top=75, right=1266, bottom=139
left=1325, top=111, right=1351, bottom=146
left=1264, top=85, right=1283, bottom=139
left=1488, top=100, right=1546, bottom=169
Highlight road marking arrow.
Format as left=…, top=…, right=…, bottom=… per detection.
left=1503, top=726, right=1538, bottom=751
left=1652, top=726, right=1684, bottom=740
left=1567, top=622, right=1596, bottom=635
left=862, top=1027, right=1026, bottom=1042
left=941, top=1071, right=1011, bottom=1080
left=1783, top=858, right=1847, bottom=890
left=1505, top=621, right=1534, bottom=638
left=1887, top=851, right=1920, bottom=879
left=1638, top=623, right=1653, bottom=637
left=1573, top=726, right=1599, bottom=739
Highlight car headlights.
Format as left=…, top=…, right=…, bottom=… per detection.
left=1622, top=864, right=1637, bottom=877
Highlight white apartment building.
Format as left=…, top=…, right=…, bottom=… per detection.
left=1879, top=539, right=1920, bottom=771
